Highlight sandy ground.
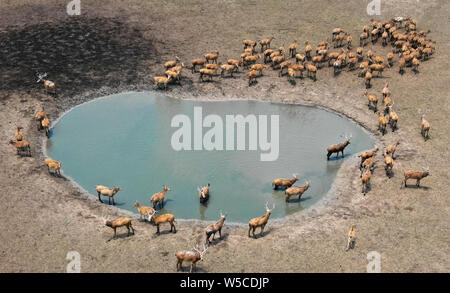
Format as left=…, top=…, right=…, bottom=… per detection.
left=0, top=0, right=449, bottom=273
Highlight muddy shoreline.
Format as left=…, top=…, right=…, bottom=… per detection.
left=1, top=0, right=449, bottom=273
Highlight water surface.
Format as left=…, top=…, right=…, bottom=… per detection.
left=46, top=92, right=374, bottom=222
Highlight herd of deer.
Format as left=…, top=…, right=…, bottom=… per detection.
left=7, top=17, right=437, bottom=272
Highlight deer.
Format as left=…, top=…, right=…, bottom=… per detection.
left=358, top=146, right=379, bottom=169
left=248, top=202, right=274, bottom=238
left=176, top=244, right=208, bottom=273
left=164, top=56, right=180, bottom=69
left=383, top=150, right=394, bottom=177
left=327, top=134, right=351, bottom=160
left=154, top=76, right=172, bottom=90
left=360, top=156, right=375, bottom=177
left=44, top=158, right=62, bottom=176
left=199, top=68, right=217, bottom=82
left=41, top=114, right=50, bottom=138
left=364, top=90, right=378, bottom=112
left=386, top=141, right=400, bottom=159
left=36, top=73, right=56, bottom=95
left=9, top=140, right=31, bottom=157
left=198, top=183, right=210, bottom=204
left=105, top=217, right=135, bottom=240
left=148, top=210, right=176, bottom=235
left=285, top=181, right=310, bottom=202
left=272, top=174, right=298, bottom=190
left=421, top=115, right=431, bottom=139
left=205, top=51, right=219, bottom=64
left=288, top=40, right=298, bottom=58
left=365, top=71, right=372, bottom=88
left=388, top=105, right=399, bottom=131
left=191, top=59, right=206, bottom=73
left=134, top=201, right=155, bottom=221
left=259, top=37, right=275, bottom=52
left=361, top=167, right=372, bottom=195
left=243, top=39, right=257, bottom=50
left=96, top=186, right=120, bottom=205
left=205, top=211, right=226, bottom=244
left=151, top=185, right=171, bottom=209
left=401, top=168, right=430, bottom=188
left=377, top=112, right=388, bottom=135
left=304, top=62, right=317, bottom=81
left=248, top=70, right=259, bottom=85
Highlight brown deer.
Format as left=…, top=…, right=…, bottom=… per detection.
left=96, top=186, right=120, bottom=205
left=105, top=217, right=135, bottom=240
left=205, top=211, right=226, bottom=244
left=151, top=185, right=171, bottom=209
left=358, top=146, right=379, bottom=169
left=401, top=169, right=430, bottom=188
left=148, top=210, right=176, bottom=235
left=285, top=181, right=310, bottom=202
left=198, top=183, right=210, bottom=204
left=361, top=167, right=372, bottom=195
left=272, top=174, right=298, bottom=190
left=248, top=202, right=274, bottom=238
left=327, top=134, right=351, bottom=160
left=176, top=244, right=208, bottom=273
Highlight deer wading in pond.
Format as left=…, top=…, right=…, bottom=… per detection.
left=248, top=202, right=274, bottom=238
left=285, top=181, right=310, bottom=202
left=327, top=134, right=351, bottom=160
left=151, top=185, right=170, bottom=209
left=96, top=185, right=120, bottom=205
left=272, top=174, right=298, bottom=190
left=205, top=211, right=226, bottom=244
left=176, top=244, right=208, bottom=273
left=198, top=183, right=210, bottom=204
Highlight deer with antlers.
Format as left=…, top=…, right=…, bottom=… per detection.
left=36, top=73, right=56, bottom=95
left=205, top=211, right=226, bottom=244
left=248, top=202, right=274, bottom=238
left=327, top=134, right=351, bottom=160
left=198, top=183, right=210, bottom=204
left=176, top=244, right=208, bottom=273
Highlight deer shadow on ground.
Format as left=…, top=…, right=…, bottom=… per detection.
left=402, top=184, right=431, bottom=190
left=106, top=231, right=135, bottom=243
left=286, top=196, right=312, bottom=204
left=249, top=226, right=273, bottom=239
left=177, top=266, right=208, bottom=273
left=327, top=153, right=352, bottom=161
left=206, top=233, right=229, bottom=246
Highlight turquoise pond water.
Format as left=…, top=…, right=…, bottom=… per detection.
left=45, top=92, right=374, bottom=222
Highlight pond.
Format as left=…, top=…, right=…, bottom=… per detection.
left=45, top=92, right=374, bottom=223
